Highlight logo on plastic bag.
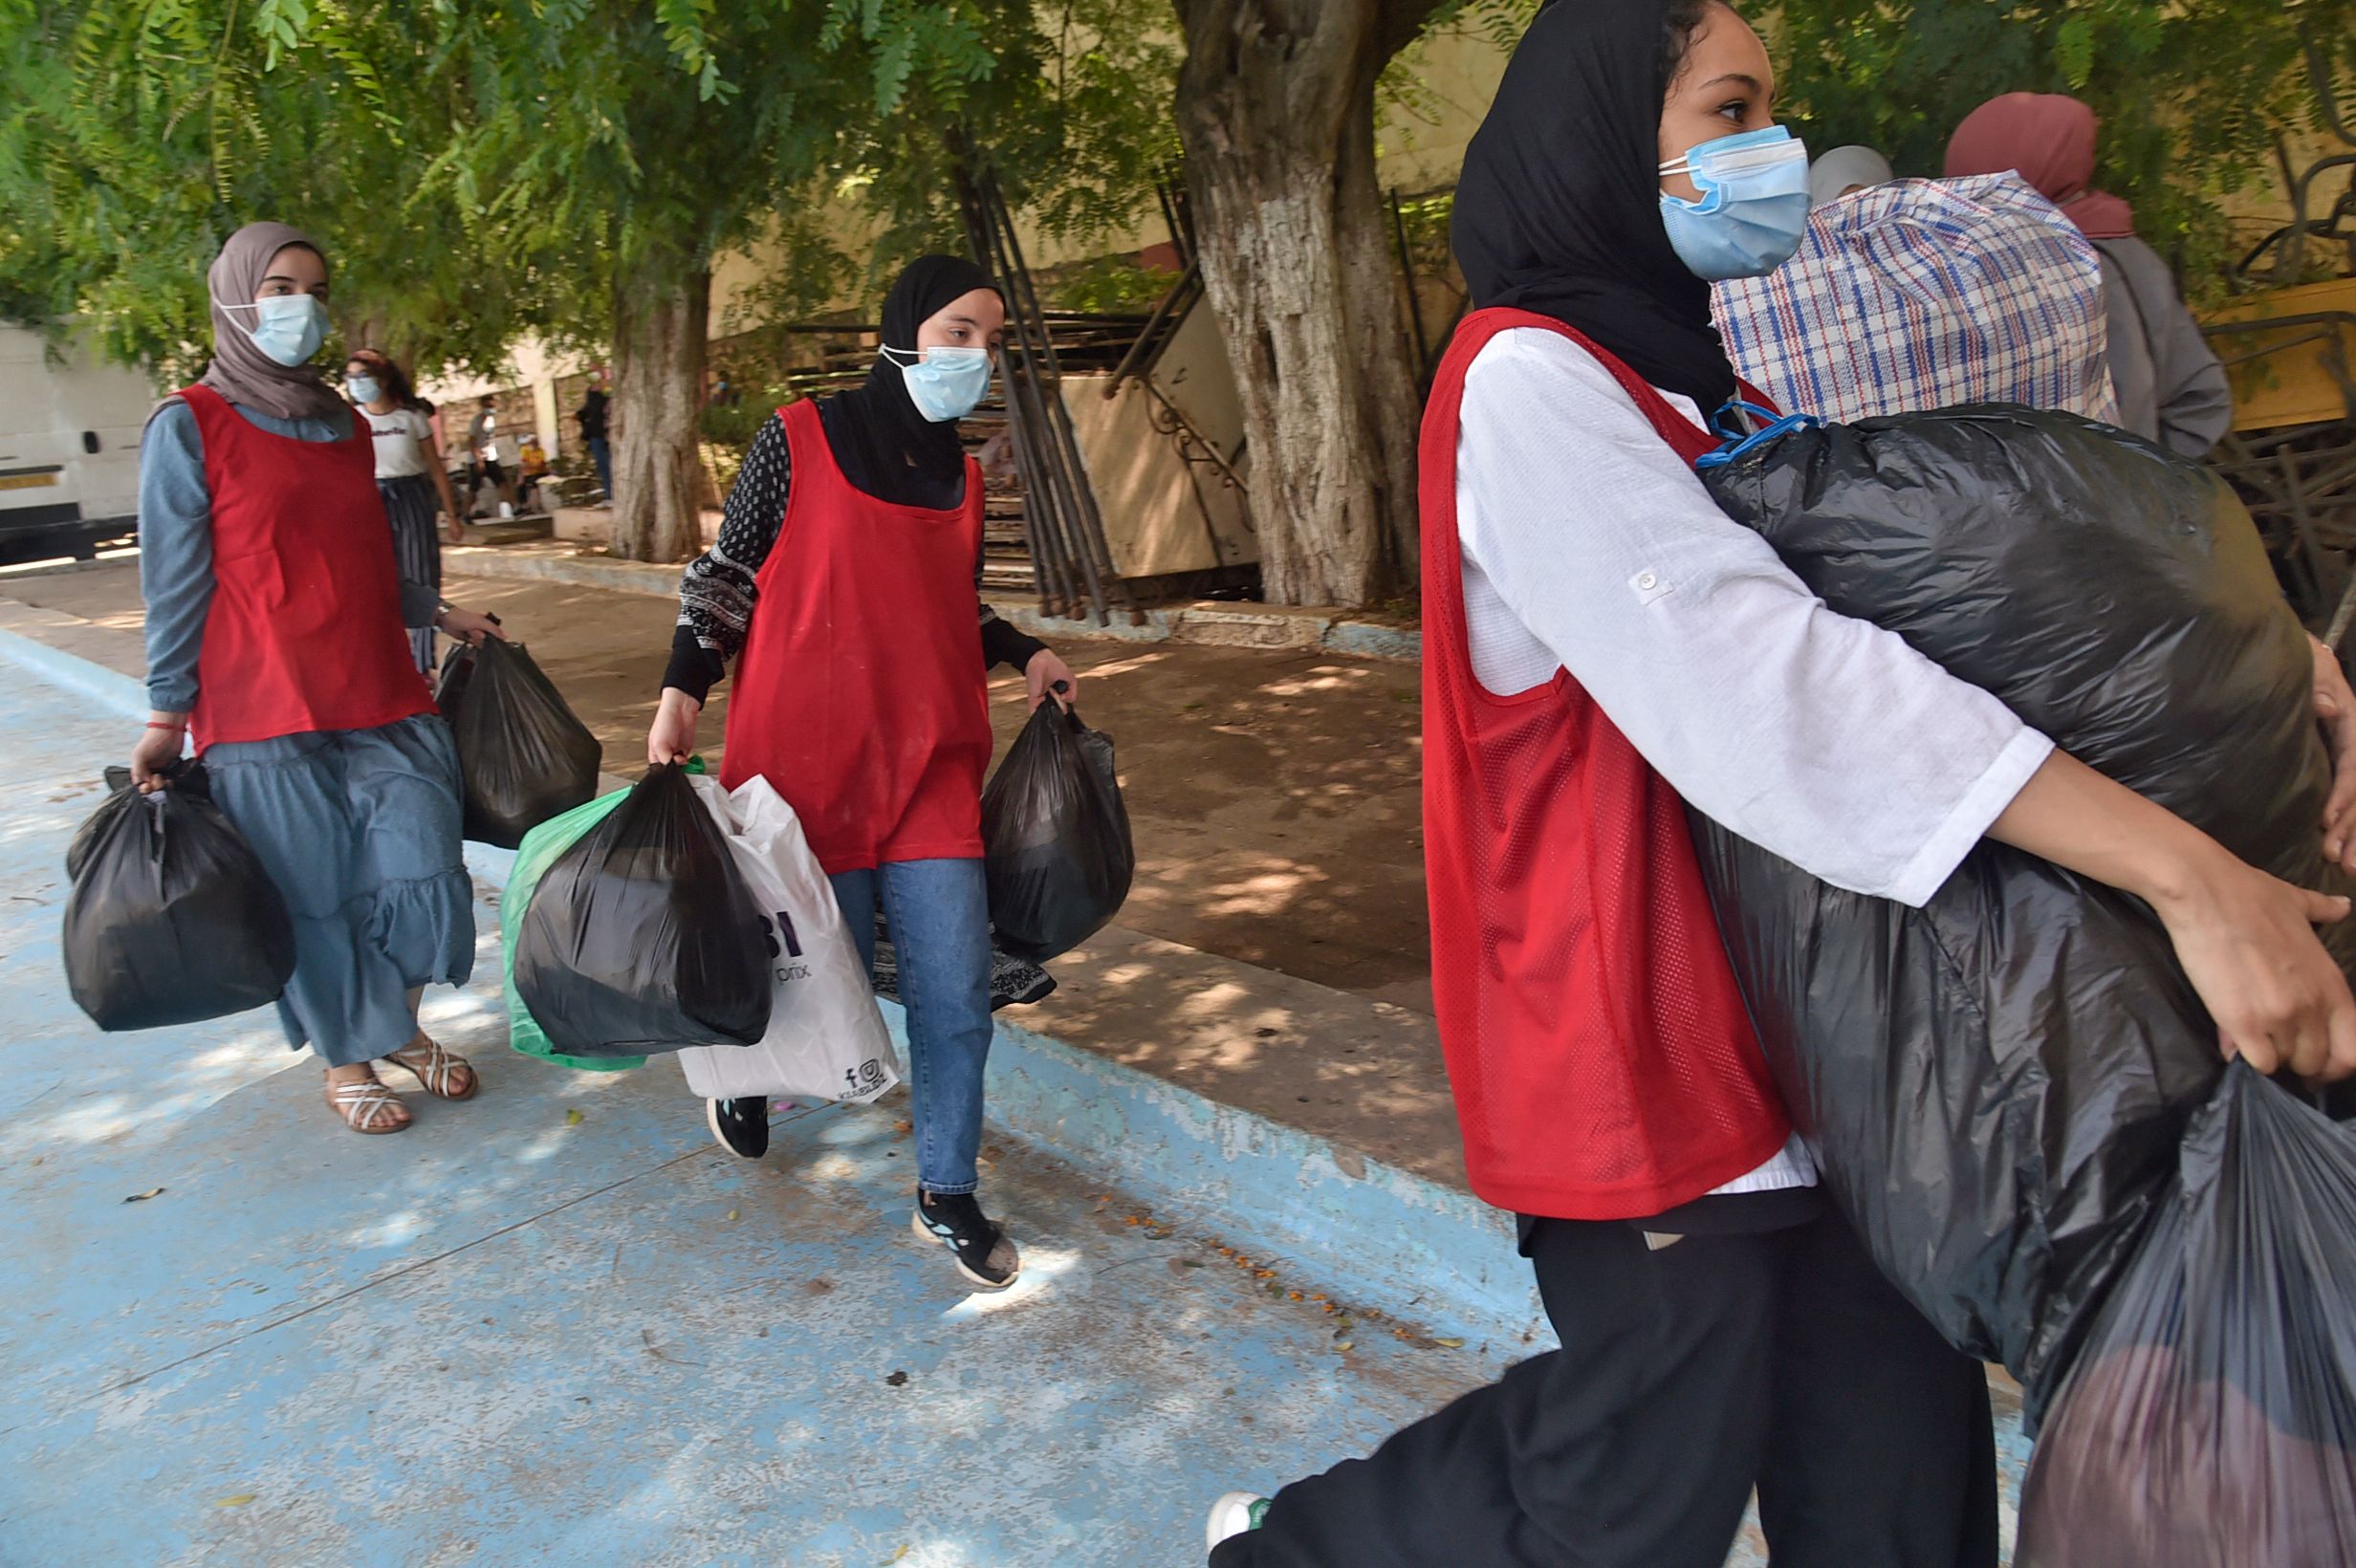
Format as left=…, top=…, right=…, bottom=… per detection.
left=760, top=909, right=804, bottom=959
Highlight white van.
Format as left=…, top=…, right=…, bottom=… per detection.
left=0, top=322, right=153, bottom=564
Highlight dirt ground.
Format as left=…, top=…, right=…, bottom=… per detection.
left=4, top=560, right=1435, bottom=1016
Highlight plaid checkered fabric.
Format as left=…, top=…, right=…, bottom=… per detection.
left=1712, top=173, right=2122, bottom=425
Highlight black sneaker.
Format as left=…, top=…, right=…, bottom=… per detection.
left=911, top=1190, right=1022, bottom=1290
left=706, top=1096, right=768, bottom=1160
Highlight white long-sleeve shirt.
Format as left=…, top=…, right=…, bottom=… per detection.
left=1456, top=326, right=2058, bottom=1196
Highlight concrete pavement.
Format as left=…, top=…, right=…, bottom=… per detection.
left=0, top=591, right=2033, bottom=1566
left=0, top=665, right=1495, bottom=1567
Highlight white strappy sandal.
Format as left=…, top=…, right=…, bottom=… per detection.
left=381, top=1035, right=479, bottom=1101
left=326, top=1073, right=411, bottom=1134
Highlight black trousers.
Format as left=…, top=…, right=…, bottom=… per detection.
left=1213, top=1206, right=1997, bottom=1568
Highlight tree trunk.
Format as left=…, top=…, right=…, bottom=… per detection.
left=609, top=255, right=710, bottom=562
left=1173, top=0, right=1433, bottom=608
left=341, top=306, right=391, bottom=361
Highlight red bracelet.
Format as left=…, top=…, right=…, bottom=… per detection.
left=144, top=720, right=185, bottom=731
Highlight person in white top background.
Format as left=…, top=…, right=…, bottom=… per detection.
left=344, top=348, right=467, bottom=673
left=464, top=393, right=518, bottom=518
left=1205, top=2, right=2356, bottom=1564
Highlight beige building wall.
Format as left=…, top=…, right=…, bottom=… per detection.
left=1376, top=23, right=1513, bottom=195
left=1065, top=301, right=1257, bottom=579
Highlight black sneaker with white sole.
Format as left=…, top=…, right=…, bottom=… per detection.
left=912, top=1190, right=1021, bottom=1290
left=706, top=1096, right=768, bottom=1160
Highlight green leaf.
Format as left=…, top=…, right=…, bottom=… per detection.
left=2055, top=14, right=2096, bottom=89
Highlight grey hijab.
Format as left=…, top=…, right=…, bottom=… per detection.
left=1807, top=145, right=1895, bottom=209
left=192, top=222, right=348, bottom=422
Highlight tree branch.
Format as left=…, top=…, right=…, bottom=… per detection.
left=1375, top=0, right=1452, bottom=64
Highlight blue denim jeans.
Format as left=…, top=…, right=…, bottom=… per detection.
left=587, top=434, right=612, bottom=500
left=828, top=858, right=994, bottom=1195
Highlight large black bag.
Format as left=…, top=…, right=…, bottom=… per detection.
left=513, top=762, right=770, bottom=1056
left=437, top=636, right=602, bottom=849
left=2015, top=1062, right=2356, bottom=1567
left=1692, top=406, right=2356, bottom=1412
left=981, top=701, right=1134, bottom=963
left=63, top=763, right=296, bottom=1032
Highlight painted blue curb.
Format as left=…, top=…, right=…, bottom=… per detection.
left=999, top=603, right=1179, bottom=645
left=0, top=621, right=149, bottom=715
left=0, top=616, right=1545, bottom=1357
left=894, top=1008, right=1543, bottom=1353
left=1323, top=620, right=1424, bottom=664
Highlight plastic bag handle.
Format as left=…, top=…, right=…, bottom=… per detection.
left=1710, top=399, right=1785, bottom=440
left=1696, top=409, right=1823, bottom=471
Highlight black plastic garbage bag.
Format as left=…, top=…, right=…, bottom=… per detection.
left=513, top=762, right=770, bottom=1056
left=2016, top=1063, right=2356, bottom=1567
left=1692, top=406, right=2356, bottom=1413
left=981, top=701, right=1134, bottom=963
left=436, top=636, right=602, bottom=849
left=433, top=640, right=474, bottom=718
left=63, top=762, right=296, bottom=1032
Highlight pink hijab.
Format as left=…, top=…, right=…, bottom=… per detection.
left=1943, top=93, right=2137, bottom=240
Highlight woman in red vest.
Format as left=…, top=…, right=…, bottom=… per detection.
left=646, top=257, right=1076, bottom=1292
left=1207, top=4, right=2355, bottom=1564
left=130, top=223, right=506, bottom=1136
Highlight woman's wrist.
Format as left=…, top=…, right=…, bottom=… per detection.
left=146, top=710, right=188, bottom=730
left=660, top=686, right=703, bottom=712
left=2125, top=822, right=2236, bottom=919
left=1991, top=749, right=2231, bottom=915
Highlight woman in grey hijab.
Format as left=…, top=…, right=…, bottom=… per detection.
left=131, top=222, right=507, bottom=1134
left=1808, top=144, right=1893, bottom=208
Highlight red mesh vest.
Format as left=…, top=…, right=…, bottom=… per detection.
left=1420, top=308, right=1792, bottom=1220
left=719, top=399, right=992, bottom=874
left=176, top=385, right=434, bottom=750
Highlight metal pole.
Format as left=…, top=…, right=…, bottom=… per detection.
left=986, top=167, right=1127, bottom=621
left=975, top=168, right=1116, bottom=621
left=958, top=173, right=1079, bottom=618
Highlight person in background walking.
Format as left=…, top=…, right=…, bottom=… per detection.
left=645, top=255, right=1078, bottom=1292
left=1206, top=4, right=2353, bottom=1562
left=575, top=373, right=613, bottom=505
left=344, top=348, right=466, bottom=674
left=465, top=394, right=517, bottom=516
left=133, top=222, right=508, bottom=1135
left=1945, top=92, right=2234, bottom=458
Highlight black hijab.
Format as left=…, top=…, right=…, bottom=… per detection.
left=820, top=254, right=1002, bottom=507
left=1451, top=0, right=1738, bottom=410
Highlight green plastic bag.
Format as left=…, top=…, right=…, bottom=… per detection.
left=503, top=785, right=643, bottom=1071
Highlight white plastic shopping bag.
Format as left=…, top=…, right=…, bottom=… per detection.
left=678, top=775, right=901, bottom=1102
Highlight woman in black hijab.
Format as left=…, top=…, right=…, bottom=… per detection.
left=1448, top=0, right=1743, bottom=410
left=649, top=255, right=1076, bottom=1292
left=1205, top=3, right=2351, bottom=1564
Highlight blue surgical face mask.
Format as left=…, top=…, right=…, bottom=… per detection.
left=219, top=293, right=329, bottom=367
left=1657, top=126, right=1811, bottom=281
left=345, top=375, right=381, bottom=405
left=884, top=344, right=993, bottom=423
